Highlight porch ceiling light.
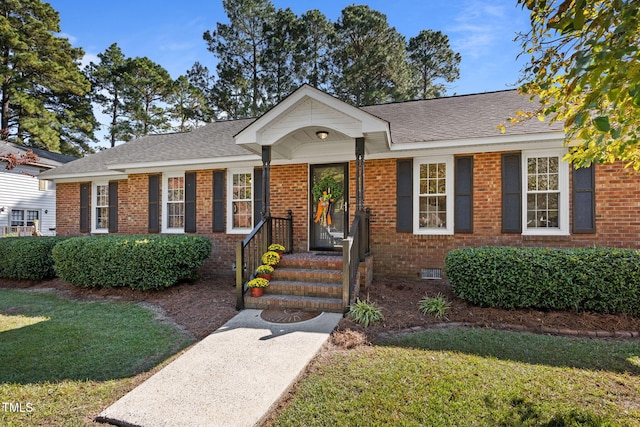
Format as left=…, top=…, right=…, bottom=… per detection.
left=315, top=130, right=329, bottom=140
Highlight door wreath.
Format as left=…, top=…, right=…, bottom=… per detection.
left=312, top=175, right=343, bottom=227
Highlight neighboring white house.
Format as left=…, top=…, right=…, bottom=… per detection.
left=0, top=142, right=76, bottom=236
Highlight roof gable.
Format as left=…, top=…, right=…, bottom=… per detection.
left=234, top=85, right=391, bottom=158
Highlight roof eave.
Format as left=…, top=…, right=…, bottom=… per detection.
left=389, top=131, right=565, bottom=152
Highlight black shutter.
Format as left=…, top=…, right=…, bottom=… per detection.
left=502, top=153, right=522, bottom=233
left=396, top=159, right=413, bottom=232
left=185, top=172, right=196, bottom=233
left=79, top=183, right=89, bottom=233
left=572, top=164, right=596, bottom=233
left=454, top=156, right=474, bottom=233
left=253, top=167, right=263, bottom=226
left=148, top=175, right=160, bottom=233
left=213, top=170, right=225, bottom=232
left=108, top=181, right=118, bottom=233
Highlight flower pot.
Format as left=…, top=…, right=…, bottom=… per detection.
left=250, top=287, right=264, bottom=297
left=257, top=273, right=272, bottom=281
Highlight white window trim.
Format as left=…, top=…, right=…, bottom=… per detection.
left=161, top=172, right=185, bottom=234
left=91, top=181, right=109, bottom=234
left=413, top=156, right=454, bottom=235
left=522, top=148, right=570, bottom=236
left=226, top=168, right=254, bottom=235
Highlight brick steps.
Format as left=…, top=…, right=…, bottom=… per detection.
left=244, top=252, right=345, bottom=313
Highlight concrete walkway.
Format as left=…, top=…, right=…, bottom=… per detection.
left=97, top=309, right=342, bottom=427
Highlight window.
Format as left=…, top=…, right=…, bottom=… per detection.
left=227, top=169, right=253, bottom=233
left=163, top=174, right=185, bottom=232
left=413, top=156, right=453, bottom=235
left=523, top=149, right=569, bottom=235
left=11, top=209, right=39, bottom=226
left=94, top=183, right=109, bottom=231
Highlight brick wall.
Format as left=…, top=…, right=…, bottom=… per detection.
left=361, top=154, right=640, bottom=278
left=55, top=182, right=82, bottom=236
left=54, top=154, right=640, bottom=280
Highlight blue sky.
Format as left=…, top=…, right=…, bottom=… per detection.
left=50, top=0, right=532, bottom=96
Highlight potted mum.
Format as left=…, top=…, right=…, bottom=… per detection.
left=247, top=277, right=269, bottom=297
left=256, top=264, right=274, bottom=281
left=268, top=243, right=285, bottom=258
left=261, top=251, right=280, bottom=267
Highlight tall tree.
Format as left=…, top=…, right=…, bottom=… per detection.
left=86, top=43, right=130, bottom=148
left=123, top=56, right=173, bottom=138
left=296, top=10, right=335, bottom=91
left=187, top=61, right=217, bottom=122
left=203, top=0, right=276, bottom=118
left=515, top=0, right=640, bottom=169
left=0, top=0, right=94, bottom=154
left=168, top=75, right=213, bottom=132
left=407, top=30, right=461, bottom=99
left=262, top=7, right=299, bottom=105
left=332, top=5, right=412, bottom=106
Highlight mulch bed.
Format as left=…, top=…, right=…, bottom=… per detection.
left=2, top=276, right=640, bottom=341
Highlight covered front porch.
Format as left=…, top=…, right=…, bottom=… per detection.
left=232, top=85, right=386, bottom=312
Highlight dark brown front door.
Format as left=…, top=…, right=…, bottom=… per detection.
left=310, top=163, right=348, bottom=250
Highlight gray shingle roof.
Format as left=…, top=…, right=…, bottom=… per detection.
left=41, top=89, right=563, bottom=179
left=0, top=142, right=77, bottom=168
left=361, top=90, right=562, bottom=144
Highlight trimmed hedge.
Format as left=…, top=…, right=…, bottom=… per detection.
left=444, top=246, right=640, bottom=316
left=52, top=235, right=212, bottom=290
left=0, top=236, right=69, bottom=280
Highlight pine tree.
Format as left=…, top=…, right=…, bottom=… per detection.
left=407, top=30, right=461, bottom=99
left=0, top=0, right=94, bottom=154
left=86, top=43, right=130, bottom=148
left=332, top=5, right=412, bottom=106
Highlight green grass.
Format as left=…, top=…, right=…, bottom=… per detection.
left=272, top=328, right=640, bottom=427
left=0, top=289, right=193, bottom=426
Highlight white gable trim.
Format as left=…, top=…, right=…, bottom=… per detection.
left=234, top=85, right=391, bottom=150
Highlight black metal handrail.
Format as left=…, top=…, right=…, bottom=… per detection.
left=235, top=211, right=293, bottom=310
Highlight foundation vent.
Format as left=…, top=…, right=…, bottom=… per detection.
left=420, top=268, right=442, bottom=280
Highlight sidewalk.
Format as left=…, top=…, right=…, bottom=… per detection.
left=96, top=309, right=342, bottom=427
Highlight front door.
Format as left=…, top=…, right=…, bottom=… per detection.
left=310, top=163, right=348, bottom=250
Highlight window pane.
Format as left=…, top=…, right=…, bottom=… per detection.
left=168, top=202, right=184, bottom=228
left=96, top=207, right=108, bottom=229
left=233, top=201, right=252, bottom=228
left=537, top=157, right=548, bottom=173
left=10, top=210, right=24, bottom=226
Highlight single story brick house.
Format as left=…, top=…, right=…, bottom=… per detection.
left=39, top=85, right=639, bottom=281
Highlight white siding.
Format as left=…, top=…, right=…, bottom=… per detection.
left=0, top=166, right=57, bottom=236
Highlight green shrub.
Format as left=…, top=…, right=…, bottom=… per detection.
left=418, top=293, right=452, bottom=320
left=0, top=237, right=69, bottom=280
left=52, top=235, right=212, bottom=290
left=348, top=298, right=384, bottom=327
left=445, top=246, right=640, bottom=316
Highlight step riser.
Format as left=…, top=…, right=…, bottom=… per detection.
left=267, top=282, right=341, bottom=298
left=245, top=296, right=343, bottom=313
left=272, top=270, right=341, bottom=284
left=278, top=259, right=342, bottom=271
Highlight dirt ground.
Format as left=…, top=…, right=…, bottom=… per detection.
left=2, top=276, right=640, bottom=341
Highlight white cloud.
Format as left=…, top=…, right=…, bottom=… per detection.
left=446, top=1, right=524, bottom=59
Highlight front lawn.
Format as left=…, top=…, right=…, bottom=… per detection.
left=0, top=289, right=193, bottom=426
left=270, top=328, right=640, bottom=426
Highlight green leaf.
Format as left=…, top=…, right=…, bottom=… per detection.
left=593, top=116, right=610, bottom=132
